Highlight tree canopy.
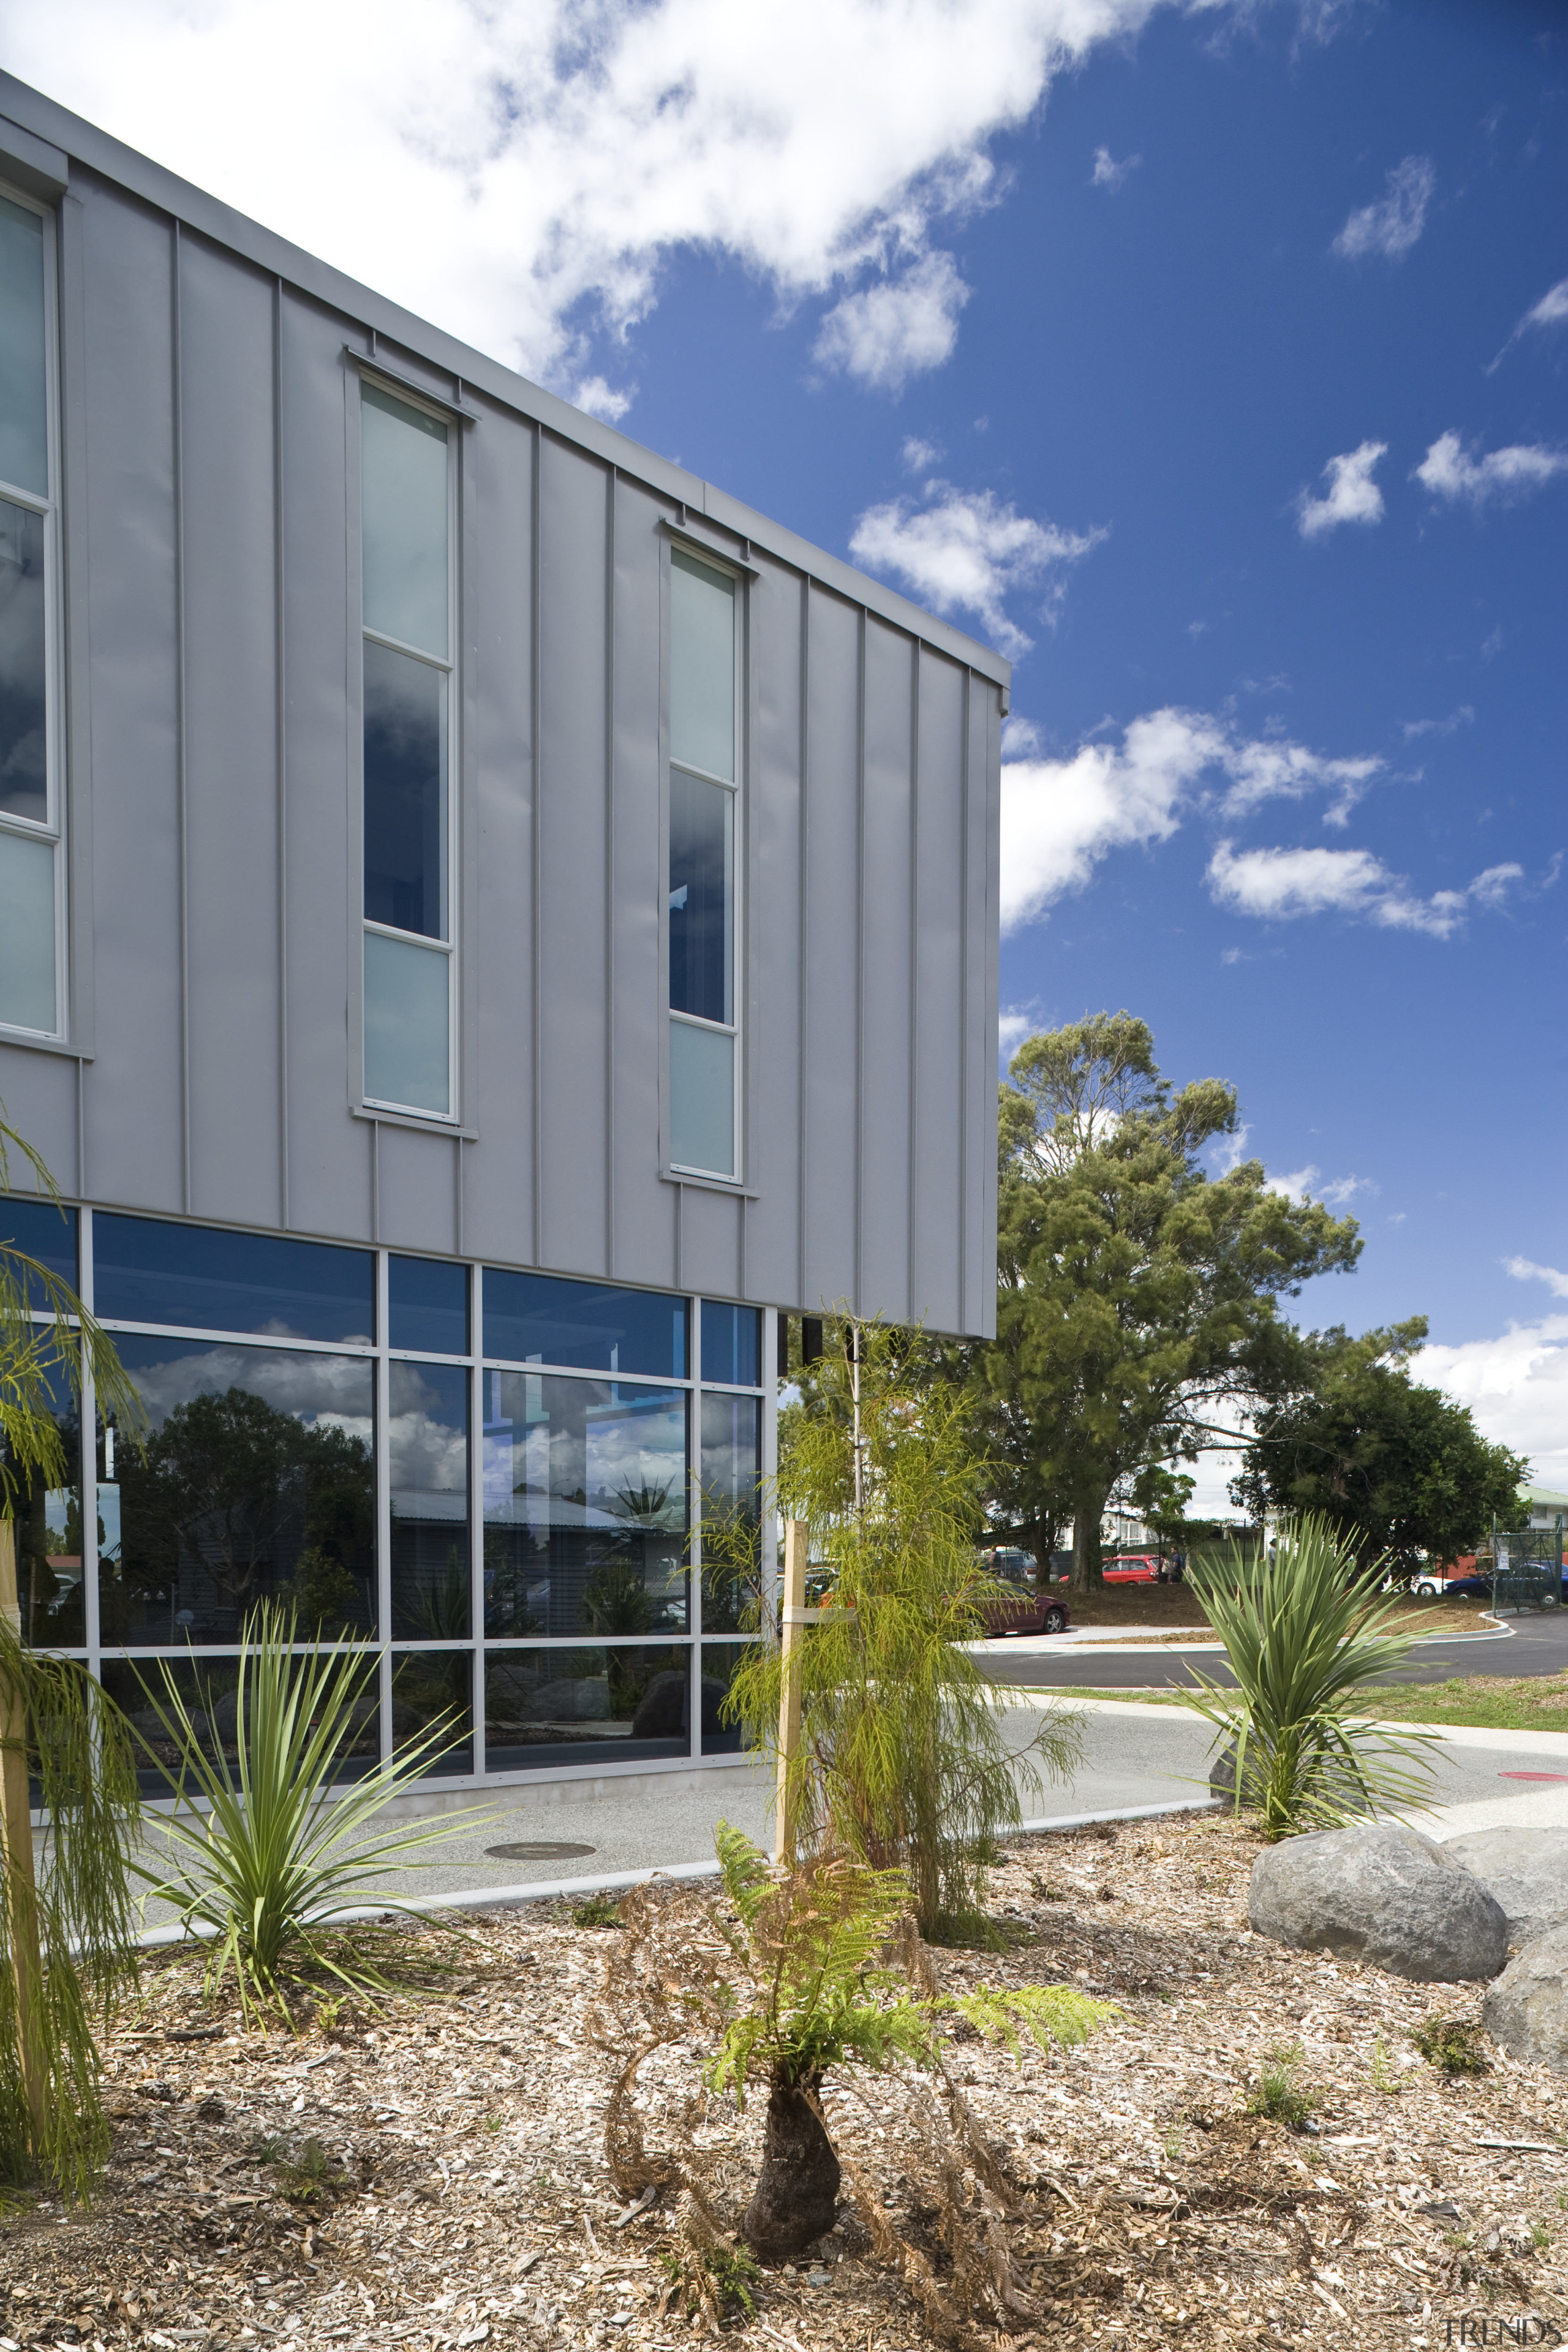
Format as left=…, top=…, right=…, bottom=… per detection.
left=967, top=1014, right=1363, bottom=1589
left=1230, top=1320, right=1526, bottom=1571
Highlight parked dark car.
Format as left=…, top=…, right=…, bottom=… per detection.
left=980, top=1548, right=1071, bottom=1638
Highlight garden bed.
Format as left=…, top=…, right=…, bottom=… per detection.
left=5, top=1812, right=1567, bottom=2350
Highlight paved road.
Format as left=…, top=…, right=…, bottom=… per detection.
left=979, top=1603, right=1568, bottom=1692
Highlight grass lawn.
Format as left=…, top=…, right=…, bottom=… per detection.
left=1055, top=1583, right=1498, bottom=1636
left=1029, top=1671, right=1568, bottom=1734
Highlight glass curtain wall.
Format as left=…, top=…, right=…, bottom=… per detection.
left=0, top=184, right=62, bottom=1038
left=1, top=1196, right=770, bottom=1789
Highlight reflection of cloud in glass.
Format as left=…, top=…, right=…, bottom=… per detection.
left=123, top=1341, right=374, bottom=1447
left=389, top=1408, right=466, bottom=1492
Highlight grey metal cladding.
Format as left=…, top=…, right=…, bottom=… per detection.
left=0, top=87, right=1005, bottom=1338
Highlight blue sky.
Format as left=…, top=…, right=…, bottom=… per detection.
left=6, top=0, right=1565, bottom=1490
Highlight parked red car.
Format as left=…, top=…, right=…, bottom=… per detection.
left=1102, top=1551, right=1164, bottom=1583
left=979, top=1548, right=1071, bottom=1637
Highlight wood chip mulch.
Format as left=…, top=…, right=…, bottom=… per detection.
left=5, top=1810, right=1566, bottom=2351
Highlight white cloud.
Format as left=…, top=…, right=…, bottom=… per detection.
left=1401, top=705, right=1473, bottom=741
left=1, top=0, right=1210, bottom=412
left=1265, top=1165, right=1376, bottom=1209
left=1487, top=275, right=1568, bottom=372
left=998, top=705, right=1385, bottom=931
left=1090, top=145, right=1140, bottom=190
left=901, top=434, right=943, bottom=473
left=570, top=374, right=634, bottom=424
left=1506, top=1257, right=1568, bottom=1302
left=1295, top=439, right=1386, bottom=538
left=1216, top=735, right=1381, bottom=828
left=813, top=251, right=970, bottom=391
left=1416, top=1314, right=1568, bottom=1491
left=1205, top=841, right=1523, bottom=936
left=998, top=1007, right=1036, bottom=1060
left=1332, top=155, right=1434, bottom=262
left=1414, top=430, right=1568, bottom=509
left=1000, top=707, right=1224, bottom=928
left=849, top=484, right=1106, bottom=657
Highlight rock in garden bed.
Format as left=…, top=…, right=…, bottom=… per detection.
left=1483, top=1925, right=1568, bottom=2072
left=1445, top=1825, right=1568, bottom=1948
left=1249, top=1821, right=1510, bottom=1981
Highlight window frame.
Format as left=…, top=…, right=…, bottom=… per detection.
left=356, top=365, right=461, bottom=1125
left=0, top=178, right=66, bottom=1045
left=664, top=535, right=746, bottom=1184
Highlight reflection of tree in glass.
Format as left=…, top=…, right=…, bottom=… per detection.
left=9, top=1408, right=85, bottom=1645
left=583, top=1555, right=656, bottom=1636
left=118, top=1388, right=372, bottom=1627
left=610, top=1480, right=677, bottom=1529
left=401, top=1544, right=469, bottom=1640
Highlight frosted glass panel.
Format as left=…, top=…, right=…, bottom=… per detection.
left=361, top=383, right=448, bottom=658
left=0, top=825, right=55, bottom=1031
left=0, top=197, right=47, bottom=500
left=669, top=549, right=733, bottom=782
left=364, top=930, right=450, bottom=1114
left=669, top=1019, right=733, bottom=1177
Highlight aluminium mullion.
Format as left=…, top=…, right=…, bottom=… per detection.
left=374, top=1250, right=393, bottom=1767
left=80, top=1205, right=99, bottom=1674
left=688, top=1294, right=702, bottom=1762
left=470, top=1263, right=485, bottom=1777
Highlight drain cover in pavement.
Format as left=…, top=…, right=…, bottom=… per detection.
left=485, top=1840, right=598, bottom=1861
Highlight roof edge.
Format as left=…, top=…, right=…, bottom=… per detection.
left=0, top=70, right=1011, bottom=690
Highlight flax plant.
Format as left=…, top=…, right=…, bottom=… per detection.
left=1180, top=1512, right=1440, bottom=1839
left=722, top=1317, right=1081, bottom=1940
left=132, top=1600, right=483, bottom=2022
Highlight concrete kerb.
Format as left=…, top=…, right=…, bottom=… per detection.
left=131, top=1796, right=1223, bottom=1953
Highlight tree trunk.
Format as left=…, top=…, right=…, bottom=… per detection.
left=1070, top=1485, right=1107, bottom=1594
left=1029, top=1515, right=1061, bottom=1596
left=741, top=2071, right=840, bottom=2262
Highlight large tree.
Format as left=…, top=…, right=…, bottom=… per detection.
left=1230, top=1321, right=1525, bottom=1572
left=968, top=1014, right=1362, bottom=1593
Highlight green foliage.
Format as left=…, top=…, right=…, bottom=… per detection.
left=571, top=1892, right=625, bottom=1929
left=266, top=2132, right=352, bottom=2203
left=1231, top=1322, right=1526, bottom=1573
left=1245, top=2042, right=1319, bottom=2129
left=130, top=1600, right=484, bottom=2024
left=0, top=1617, right=143, bottom=2198
left=962, top=1014, right=1360, bottom=1590
left=658, top=2245, right=761, bottom=2322
left=1180, top=1513, right=1441, bottom=1838
left=945, top=1983, right=1118, bottom=2058
left=726, top=1320, right=1082, bottom=1935
left=1411, top=2015, right=1490, bottom=2078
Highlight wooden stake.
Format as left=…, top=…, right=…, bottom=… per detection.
left=0, top=1517, right=47, bottom=2151
left=774, top=1518, right=809, bottom=1866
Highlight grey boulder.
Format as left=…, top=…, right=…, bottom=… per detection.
left=1249, top=1822, right=1509, bottom=1981
left=1482, top=1928, right=1568, bottom=2072
left=1442, top=1827, right=1568, bottom=1948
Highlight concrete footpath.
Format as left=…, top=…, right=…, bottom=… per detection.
left=130, top=1692, right=1568, bottom=1938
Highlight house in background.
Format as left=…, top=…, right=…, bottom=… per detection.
left=0, top=78, right=1006, bottom=1795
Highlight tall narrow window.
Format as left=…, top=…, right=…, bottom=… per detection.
left=360, top=380, right=454, bottom=1117
left=0, top=186, right=61, bottom=1039
left=668, top=548, right=738, bottom=1177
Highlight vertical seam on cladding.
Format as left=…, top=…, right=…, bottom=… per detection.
left=907, top=642, right=920, bottom=1327
left=604, top=463, right=616, bottom=1278
left=370, top=1117, right=380, bottom=1243
left=796, top=575, right=810, bottom=1313
left=530, top=423, right=544, bottom=1268
left=172, top=219, right=190, bottom=1216
left=957, top=667, right=971, bottom=1338
left=273, top=275, right=290, bottom=1229
left=854, top=606, right=865, bottom=1317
